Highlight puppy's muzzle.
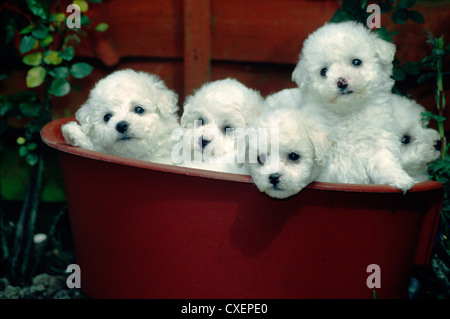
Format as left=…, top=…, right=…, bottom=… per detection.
left=116, top=121, right=129, bottom=134
left=199, top=136, right=211, bottom=150
left=269, top=173, right=281, bottom=187
left=337, top=77, right=349, bottom=92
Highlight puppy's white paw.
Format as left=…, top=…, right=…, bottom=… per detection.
left=384, top=172, right=415, bottom=193
left=61, top=121, right=93, bottom=149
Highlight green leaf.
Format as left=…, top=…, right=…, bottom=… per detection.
left=54, top=13, right=66, bottom=22
left=330, top=9, right=354, bottom=23
left=408, top=10, right=424, bottom=24
left=375, top=27, right=399, bottom=42
left=74, top=0, right=89, bottom=12
left=22, top=52, right=43, bottom=66
left=20, top=24, right=35, bottom=35
left=49, top=66, right=69, bottom=78
left=392, top=68, right=406, bottom=81
left=0, top=99, right=13, bottom=116
left=19, top=100, right=41, bottom=117
left=25, top=0, right=51, bottom=20
left=95, top=23, right=109, bottom=32
left=417, top=72, right=434, bottom=84
left=49, top=78, right=71, bottom=97
left=17, top=137, right=26, bottom=145
left=392, top=9, right=408, bottom=24
left=26, top=66, right=46, bottom=88
left=445, top=44, right=450, bottom=54
left=19, top=35, right=36, bottom=54
left=19, top=146, right=28, bottom=157
left=44, top=50, right=63, bottom=65
left=397, top=0, right=415, bottom=9
left=26, top=153, right=39, bottom=166
left=378, top=2, right=393, bottom=13
left=31, top=24, right=48, bottom=39
left=70, top=62, right=93, bottom=79
left=402, top=61, right=420, bottom=75
left=40, top=34, right=53, bottom=47
left=27, top=143, right=38, bottom=151
left=62, top=46, right=75, bottom=61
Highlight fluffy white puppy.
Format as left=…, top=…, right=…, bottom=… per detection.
left=176, top=78, right=264, bottom=174
left=391, top=94, right=441, bottom=182
left=293, top=21, right=415, bottom=192
left=61, top=69, right=180, bottom=164
left=248, top=93, right=332, bottom=199
left=264, top=88, right=302, bottom=110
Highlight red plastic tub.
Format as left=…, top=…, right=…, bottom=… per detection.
left=41, top=117, right=443, bottom=299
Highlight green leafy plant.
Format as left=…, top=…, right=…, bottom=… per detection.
left=0, top=0, right=108, bottom=285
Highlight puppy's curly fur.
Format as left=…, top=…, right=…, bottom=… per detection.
left=178, top=78, right=264, bottom=174
left=248, top=90, right=332, bottom=199
left=391, top=94, right=441, bottom=182
left=293, top=21, right=415, bottom=192
left=61, top=69, right=180, bottom=164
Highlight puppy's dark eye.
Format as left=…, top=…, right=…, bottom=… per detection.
left=288, top=152, right=300, bottom=162
left=223, top=125, right=234, bottom=134
left=320, top=68, right=328, bottom=77
left=352, top=59, right=362, bottom=67
left=257, top=154, right=267, bottom=166
left=134, top=106, right=145, bottom=114
left=402, top=135, right=411, bottom=145
left=104, top=113, right=112, bottom=123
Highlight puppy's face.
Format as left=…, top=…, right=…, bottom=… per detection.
left=181, top=79, right=263, bottom=162
left=292, top=22, right=396, bottom=113
left=76, top=70, right=178, bottom=158
left=399, top=123, right=441, bottom=172
left=248, top=108, right=330, bottom=199
left=392, top=97, right=441, bottom=174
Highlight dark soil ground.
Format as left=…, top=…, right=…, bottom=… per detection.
left=0, top=273, right=86, bottom=299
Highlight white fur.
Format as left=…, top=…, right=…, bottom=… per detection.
left=61, top=69, right=180, bottom=164
left=248, top=91, right=332, bottom=199
left=264, top=88, right=303, bottom=110
left=293, top=21, right=415, bottom=192
left=178, top=78, right=265, bottom=174
left=390, top=94, right=441, bottom=182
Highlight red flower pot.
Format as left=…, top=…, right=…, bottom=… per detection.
left=41, top=117, right=443, bottom=299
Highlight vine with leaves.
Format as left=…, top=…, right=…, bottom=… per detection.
left=0, top=0, right=108, bottom=285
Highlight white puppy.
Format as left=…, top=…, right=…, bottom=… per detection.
left=61, top=69, right=180, bottom=164
left=176, top=78, right=264, bottom=174
left=248, top=92, right=332, bottom=199
left=391, top=94, right=441, bottom=182
left=264, top=88, right=302, bottom=110
left=292, top=21, right=415, bottom=192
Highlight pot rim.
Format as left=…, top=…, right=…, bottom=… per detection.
left=41, top=117, right=443, bottom=194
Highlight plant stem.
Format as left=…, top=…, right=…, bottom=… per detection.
left=31, top=204, right=67, bottom=278
left=0, top=176, right=9, bottom=268
left=19, top=150, right=44, bottom=282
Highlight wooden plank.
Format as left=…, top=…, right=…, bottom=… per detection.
left=77, top=0, right=183, bottom=60
left=211, top=0, right=339, bottom=64
left=183, top=0, right=212, bottom=97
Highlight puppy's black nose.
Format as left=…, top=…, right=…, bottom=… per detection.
left=337, top=77, right=348, bottom=90
left=116, top=121, right=129, bottom=134
left=434, top=139, right=442, bottom=151
left=199, top=136, right=211, bottom=149
left=269, top=173, right=281, bottom=187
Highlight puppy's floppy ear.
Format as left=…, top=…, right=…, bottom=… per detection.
left=308, top=126, right=332, bottom=167
left=156, top=88, right=179, bottom=118
left=292, top=58, right=308, bottom=89
left=75, top=101, right=92, bottom=135
left=373, top=37, right=396, bottom=65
